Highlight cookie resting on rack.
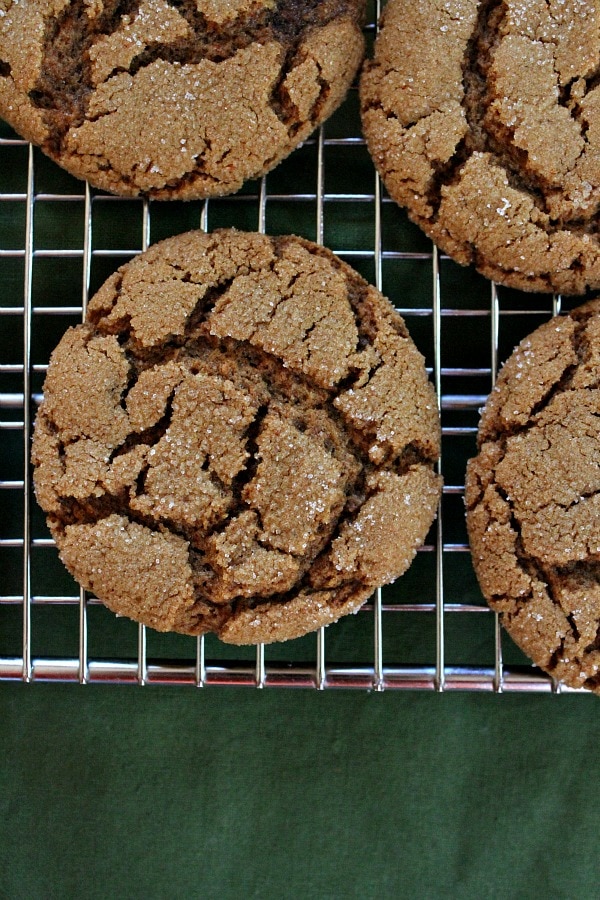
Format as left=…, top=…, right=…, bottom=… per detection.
left=466, top=300, right=600, bottom=692
left=32, top=229, right=442, bottom=644
left=360, top=0, right=600, bottom=294
left=0, top=0, right=364, bottom=199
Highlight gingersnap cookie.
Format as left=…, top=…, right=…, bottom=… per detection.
left=465, top=300, right=600, bottom=691
left=0, top=0, right=364, bottom=199
left=360, top=0, right=600, bottom=295
left=32, top=229, right=441, bottom=644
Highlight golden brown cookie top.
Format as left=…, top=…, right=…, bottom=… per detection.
left=0, top=0, right=365, bottom=198
left=465, top=299, right=600, bottom=691
left=360, top=0, right=600, bottom=294
left=32, top=229, right=442, bottom=644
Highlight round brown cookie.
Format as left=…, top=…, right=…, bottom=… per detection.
left=0, top=0, right=364, bottom=199
left=360, top=0, right=600, bottom=295
left=465, top=300, right=600, bottom=691
left=32, top=229, right=441, bottom=644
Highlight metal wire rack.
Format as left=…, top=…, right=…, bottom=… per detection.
left=0, top=5, right=586, bottom=692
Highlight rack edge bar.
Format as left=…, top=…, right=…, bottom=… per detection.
left=0, top=657, right=585, bottom=692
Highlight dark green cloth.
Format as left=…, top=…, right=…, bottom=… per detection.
left=1, top=686, right=598, bottom=899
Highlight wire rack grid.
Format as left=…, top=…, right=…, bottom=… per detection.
left=0, top=6, right=585, bottom=692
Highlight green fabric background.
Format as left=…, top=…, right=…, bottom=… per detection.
left=1, top=687, right=598, bottom=899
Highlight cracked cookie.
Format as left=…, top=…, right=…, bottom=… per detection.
left=465, top=300, right=600, bottom=691
left=32, top=229, right=442, bottom=644
left=0, top=0, right=364, bottom=198
left=360, top=0, right=600, bottom=294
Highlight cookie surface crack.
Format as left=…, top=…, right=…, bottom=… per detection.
left=361, top=0, right=600, bottom=293
left=30, top=0, right=356, bottom=147
left=33, top=229, right=441, bottom=644
left=466, top=300, right=600, bottom=691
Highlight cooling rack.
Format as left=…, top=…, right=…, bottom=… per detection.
left=0, top=4, right=585, bottom=692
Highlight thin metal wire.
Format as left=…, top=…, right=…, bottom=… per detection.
left=368, top=0, right=386, bottom=694
left=78, top=181, right=93, bottom=685
left=432, top=246, right=445, bottom=692
left=490, top=281, right=504, bottom=693
left=136, top=198, right=151, bottom=687
left=200, top=199, right=209, bottom=233
left=195, top=635, right=205, bottom=688
left=21, top=146, right=35, bottom=683
left=316, top=126, right=325, bottom=246
left=553, top=293, right=562, bottom=317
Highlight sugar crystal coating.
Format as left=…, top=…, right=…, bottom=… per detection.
left=466, top=299, right=600, bottom=691
left=32, top=229, right=442, bottom=644
left=0, top=0, right=365, bottom=198
left=360, top=0, right=600, bottom=294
